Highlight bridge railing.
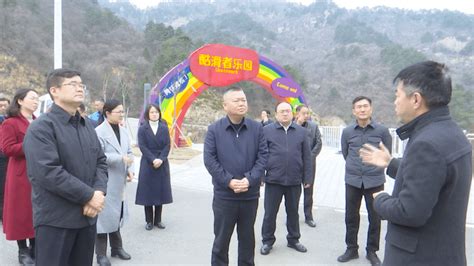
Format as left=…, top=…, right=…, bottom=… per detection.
left=320, top=126, right=406, bottom=158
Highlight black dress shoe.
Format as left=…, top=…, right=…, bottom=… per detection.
left=18, top=248, right=35, bottom=265
left=337, top=249, right=359, bottom=262
left=111, top=248, right=131, bottom=260
left=154, top=222, right=166, bottom=229
left=287, top=242, right=307, bottom=253
left=305, top=219, right=317, bottom=228
left=29, top=246, right=35, bottom=259
left=96, top=255, right=111, bottom=266
left=145, top=222, right=153, bottom=230
left=260, top=244, right=272, bottom=255
left=366, top=251, right=381, bottom=266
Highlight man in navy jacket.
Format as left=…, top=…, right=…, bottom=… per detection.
left=260, top=102, right=311, bottom=256
left=204, top=87, right=268, bottom=266
left=360, top=61, right=472, bottom=266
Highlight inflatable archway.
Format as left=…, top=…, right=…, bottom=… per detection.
left=148, top=44, right=306, bottom=143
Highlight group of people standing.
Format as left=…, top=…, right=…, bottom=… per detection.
left=204, top=60, right=472, bottom=266
left=0, top=69, right=173, bottom=266
left=204, top=87, right=323, bottom=266
left=0, top=60, right=471, bottom=266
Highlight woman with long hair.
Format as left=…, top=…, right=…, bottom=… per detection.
left=94, top=99, right=134, bottom=266
left=1, top=88, right=38, bottom=265
left=135, top=104, right=172, bottom=231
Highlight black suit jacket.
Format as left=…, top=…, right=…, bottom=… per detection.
left=374, top=107, right=472, bottom=266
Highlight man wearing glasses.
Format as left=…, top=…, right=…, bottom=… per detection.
left=260, top=102, right=312, bottom=255
left=24, top=68, right=108, bottom=266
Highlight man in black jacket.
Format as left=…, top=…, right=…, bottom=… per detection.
left=260, top=102, right=311, bottom=256
left=24, top=69, right=107, bottom=266
left=204, top=87, right=268, bottom=266
left=295, top=105, right=322, bottom=228
left=360, top=61, right=472, bottom=266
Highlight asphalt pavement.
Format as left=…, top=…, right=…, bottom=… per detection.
left=0, top=146, right=472, bottom=265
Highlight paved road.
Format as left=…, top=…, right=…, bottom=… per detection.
left=1, top=145, right=473, bottom=265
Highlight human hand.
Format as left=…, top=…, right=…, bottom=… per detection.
left=127, top=172, right=134, bottom=182
left=304, top=183, right=311, bottom=189
left=229, top=178, right=249, bottom=193
left=85, top=191, right=105, bottom=212
left=152, top=159, right=163, bottom=169
left=372, top=191, right=385, bottom=199
left=123, top=155, right=134, bottom=166
left=83, top=205, right=99, bottom=218
left=359, top=142, right=392, bottom=168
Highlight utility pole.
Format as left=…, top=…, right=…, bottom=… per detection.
left=54, top=0, right=62, bottom=69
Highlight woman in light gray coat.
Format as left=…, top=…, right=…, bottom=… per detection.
left=95, top=99, right=134, bottom=266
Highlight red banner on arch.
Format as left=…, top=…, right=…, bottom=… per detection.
left=189, top=44, right=259, bottom=87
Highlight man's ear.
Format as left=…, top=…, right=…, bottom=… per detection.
left=412, top=92, right=425, bottom=109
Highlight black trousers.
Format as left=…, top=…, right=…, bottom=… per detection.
left=0, top=156, right=7, bottom=220
left=262, top=183, right=302, bottom=246
left=144, top=205, right=162, bottom=224
left=303, top=184, right=314, bottom=221
left=211, top=197, right=258, bottom=266
left=344, top=184, right=383, bottom=252
left=96, top=230, right=123, bottom=256
left=35, top=224, right=96, bottom=266
left=303, top=159, right=317, bottom=220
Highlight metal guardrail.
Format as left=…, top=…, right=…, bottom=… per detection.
left=467, top=133, right=474, bottom=142
left=320, top=126, right=406, bottom=157
left=321, top=126, right=474, bottom=158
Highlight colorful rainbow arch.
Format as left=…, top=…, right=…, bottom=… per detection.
left=148, top=53, right=306, bottom=141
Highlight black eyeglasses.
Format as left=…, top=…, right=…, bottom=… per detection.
left=62, top=82, right=86, bottom=90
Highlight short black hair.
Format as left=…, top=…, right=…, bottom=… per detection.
left=6, top=88, right=37, bottom=118
left=143, top=104, right=162, bottom=121
left=393, top=61, right=452, bottom=108
left=102, top=99, right=122, bottom=117
left=0, top=97, right=10, bottom=104
left=262, top=109, right=271, bottom=115
left=352, top=96, right=372, bottom=107
left=295, top=105, right=309, bottom=113
left=46, top=68, right=81, bottom=99
left=78, top=103, right=86, bottom=113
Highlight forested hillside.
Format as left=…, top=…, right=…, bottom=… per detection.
left=1, top=0, right=473, bottom=130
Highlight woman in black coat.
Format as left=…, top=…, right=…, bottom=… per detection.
left=135, top=104, right=172, bottom=231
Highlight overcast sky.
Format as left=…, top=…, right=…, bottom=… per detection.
left=126, top=0, right=474, bottom=15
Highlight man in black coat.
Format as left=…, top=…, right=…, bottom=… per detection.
left=204, top=87, right=268, bottom=266
left=295, top=104, right=322, bottom=228
left=24, top=69, right=107, bottom=266
left=360, top=61, right=472, bottom=266
left=260, top=102, right=312, bottom=256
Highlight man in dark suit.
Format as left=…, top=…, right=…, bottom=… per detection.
left=24, top=68, right=108, bottom=266
left=260, top=109, right=273, bottom=126
left=260, top=102, right=312, bottom=256
left=295, top=104, right=322, bottom=228
left=204, top=86, right=268, bottom=266
left=360, top=61, right=472, bottom=266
